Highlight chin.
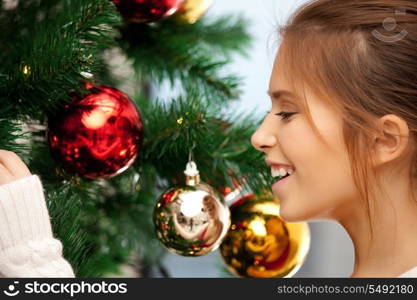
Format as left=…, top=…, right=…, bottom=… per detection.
left=279, top=203, right=313, bottom=222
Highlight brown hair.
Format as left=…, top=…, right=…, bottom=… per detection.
left=278, top=0, right=417, bottom=235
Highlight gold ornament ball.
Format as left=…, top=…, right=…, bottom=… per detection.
left=220, top=194, right=310, bottom=278
left=154, top=181, right=230, bottom=256
left=177, top=0, right=213, bottom=24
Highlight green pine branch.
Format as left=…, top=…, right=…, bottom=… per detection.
left=0, top=0, right=121, bottom=119
left=117, top=14, right=252, bottom=102
left=0, top=118, right=27, bottom=154
left=137, top=91, right=269, bottom=193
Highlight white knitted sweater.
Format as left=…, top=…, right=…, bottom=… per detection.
left=0, top=175, right=74, bottom=277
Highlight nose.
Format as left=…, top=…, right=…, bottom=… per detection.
left=251, top=125, right=278, bottom=152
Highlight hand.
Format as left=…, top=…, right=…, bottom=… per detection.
left=0, top=150, right=31, bottom=185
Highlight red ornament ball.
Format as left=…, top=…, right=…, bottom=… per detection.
left=47, top=83, right=143, bottom=179
left=112, top=0, right=184, bottom=23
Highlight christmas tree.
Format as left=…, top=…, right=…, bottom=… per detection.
left=0, top=0, right=270, bottom=277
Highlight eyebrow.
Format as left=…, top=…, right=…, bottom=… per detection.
left=267, top=90, right=296, bottom=101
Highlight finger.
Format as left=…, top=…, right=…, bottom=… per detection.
left=0, top=163, right=13, bottom=185
left=0, top=150, right=31, bottom=179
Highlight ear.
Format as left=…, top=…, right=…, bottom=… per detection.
left=371, top=114, right=410, bottom=167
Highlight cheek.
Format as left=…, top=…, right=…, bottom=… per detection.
left=280, top=119, right=328, bottom=172
left=284, top=111, right=348, bottom=179
left=279, top=119, right=356, bottom=220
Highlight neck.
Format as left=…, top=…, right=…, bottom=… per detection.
left=337, top=176, right=417, bottom=278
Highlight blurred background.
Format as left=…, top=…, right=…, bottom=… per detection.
left=159, top=0, right=355, bottom=278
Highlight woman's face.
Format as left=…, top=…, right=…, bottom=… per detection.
left=251, top=46, right=359, bottom=222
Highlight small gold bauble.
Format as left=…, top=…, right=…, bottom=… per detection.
left=220, top=194, right=310, bottom=277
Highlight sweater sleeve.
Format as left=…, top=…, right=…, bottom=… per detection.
left=0, top=175, right=75, bottom=277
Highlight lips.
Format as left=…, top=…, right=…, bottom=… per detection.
left=265, top=159, right=295, bottom=191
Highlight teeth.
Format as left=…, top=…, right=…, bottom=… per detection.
left=271, top=167, right=294, bottom=178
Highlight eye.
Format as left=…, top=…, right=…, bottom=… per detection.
left=275, top=111, right=297, bottom=120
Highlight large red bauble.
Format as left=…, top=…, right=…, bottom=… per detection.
left=112, top=0, right=184, bottom=23
left=47, top=84, right=143, bottom=179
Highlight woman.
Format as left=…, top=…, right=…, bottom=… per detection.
left=251, top=0, right=417, bottom=277
left=0, top=150, right=74, bottom=277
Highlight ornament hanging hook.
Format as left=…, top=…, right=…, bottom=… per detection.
left=185, top=141, right=199, bottom=185
left=188, top=140, right=196, bottom=163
